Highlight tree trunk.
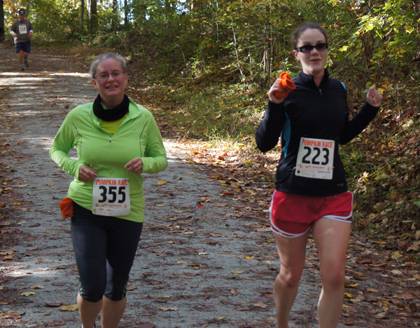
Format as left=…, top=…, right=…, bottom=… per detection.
left=0, top=0, right=4, bottom=43
left=112, top=0, right=118, bottom=30
left=231, top=25, right=245, bottom=81
left=90, top=0, right=98, bottom=35
left=80, top=0, right=84, bottom=33
left=124, top=0, right=129, bottom=27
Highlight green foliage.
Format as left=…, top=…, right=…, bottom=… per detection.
left=30, top=0, right=83, bottom=42
left=141, top=81, right=264, bottom=140
left=3, top=0, right=418, bottom=249
left=329, top=0, right=418, bottom=83
left=11, top=1, right=417, bottom=86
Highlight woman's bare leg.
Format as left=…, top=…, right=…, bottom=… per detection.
left=313, top=219, right=351, bottom=328
left=100, top=296, right=126, bottom=328
left=273, top=233, right=309, bottom=328
left=77, top=293, right=101, bottom=328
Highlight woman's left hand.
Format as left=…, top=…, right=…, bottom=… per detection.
left=366, top=86, right=383, bottom=107
left=124, top=157, right=143, bottom=174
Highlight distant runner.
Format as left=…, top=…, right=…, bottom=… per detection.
left=10, top=8, right=33, bottom=71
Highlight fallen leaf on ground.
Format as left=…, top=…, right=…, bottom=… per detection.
left=21, top=291, right=36, bottom=296
left=253, top=302, right=268, bottom=309
left=0, top=311, right=22, bottom=319
left=159, top=306, right=177, bottom=311
left=59, top=304, right=79, bottom=312
left=31, top=285, right=43, bottom=289
left=45, top=302, right=63, bottom=307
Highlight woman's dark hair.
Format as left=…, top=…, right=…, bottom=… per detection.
left=291, top=22, right=328, bottom=49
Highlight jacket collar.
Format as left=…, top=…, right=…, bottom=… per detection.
left=90, top=98, right=142, bottom=127
left=298, top=69, right=330, bottom=88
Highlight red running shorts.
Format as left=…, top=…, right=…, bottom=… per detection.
left=269, top=191, right=353, bottom=238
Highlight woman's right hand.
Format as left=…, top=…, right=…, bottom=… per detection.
left=78, top=165, right=97, bottom=182
left=267, top=78, right=288, bottom=104
left=268, top=72, right=296, bottom=104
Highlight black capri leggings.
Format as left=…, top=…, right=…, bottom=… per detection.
left=71, top=203, right=143, bottom=302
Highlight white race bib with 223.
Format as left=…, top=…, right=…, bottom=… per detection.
left=295, top=137, right=335, bottom=180
left=92, top=178, right=130, bottom=216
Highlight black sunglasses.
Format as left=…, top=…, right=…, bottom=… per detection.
left=296, top=43, right=328, bottom=53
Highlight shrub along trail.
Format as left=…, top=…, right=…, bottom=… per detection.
left=0, top=45, right=417, bottom=327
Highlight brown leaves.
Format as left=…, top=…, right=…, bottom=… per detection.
left=0, top=250, right=15, bottom=261
left=407, top=240, right=420, bottom=252
left=156, top=179, right=168, bottom=186
left=181, top=140, right=273, bottom=221
left=59, top=304, right=79, bottom=312
left=342, top=236, right=420, bottom=326
left=0, top=311, right=22, bottom=320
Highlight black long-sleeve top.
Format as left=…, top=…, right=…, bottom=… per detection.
left=256, top=71, right=379, bottom=196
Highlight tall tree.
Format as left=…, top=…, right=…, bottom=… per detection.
left=112, top=0, right=118, bottom=30
left=80, top=0, right=85, bottom=32
left=90, top=0, right=98, bottom=35
left=124, top=0, right=129, bottom=27
left=0, top=0, right=4, bottom=42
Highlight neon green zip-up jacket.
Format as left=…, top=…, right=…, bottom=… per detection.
left=50, top=100, right=168, bottom=223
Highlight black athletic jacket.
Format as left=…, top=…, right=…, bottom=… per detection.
left=256, top=71, right=379, bottom=196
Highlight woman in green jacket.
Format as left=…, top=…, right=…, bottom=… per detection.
left=50, top=53, right=167, bottom=328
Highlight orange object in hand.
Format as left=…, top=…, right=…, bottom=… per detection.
left=272, top=72, right=296, bottom=99
left=59, top=197, right=74, bottom=220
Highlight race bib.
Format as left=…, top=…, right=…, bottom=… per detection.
left=92, top=178, right=130, bottom=216
left=295, top=137, right=335, bottom=180
left=18, top=24, right=28, bottom=34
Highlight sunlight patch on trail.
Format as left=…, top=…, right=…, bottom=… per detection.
left=6, top=109, right=59, bottom=117
left=0, top=76, right=53, bottom=86
left=6, top=265, right=66, bottom=278
left=0, top=72, right=90, bottom=87
left=18, top=136, right=52, bottom=150
left=49, top=72, right=90, bottom=77
left=0, top=72, right=89, bottom=77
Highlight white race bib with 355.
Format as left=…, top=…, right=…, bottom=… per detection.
left=92, top=178, right=130, bottom=216
left=18, top=24, right=28, bottom=34
left=295, top=137, right=335, bottom=180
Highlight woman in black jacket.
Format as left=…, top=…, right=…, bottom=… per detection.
left=256, top=22, right=382, bottom=328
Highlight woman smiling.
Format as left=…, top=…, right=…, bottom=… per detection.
left=50, top=53, right=167, bottom=328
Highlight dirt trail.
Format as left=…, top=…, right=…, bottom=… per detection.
left=0, top=46, right=344, bottom=328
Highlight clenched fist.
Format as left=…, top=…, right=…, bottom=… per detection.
left=366, top=86, right=383, bottom=107
left=124, top=157, right=143, bottom=174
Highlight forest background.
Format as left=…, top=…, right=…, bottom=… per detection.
left=1, top=0, right=419, bottom=259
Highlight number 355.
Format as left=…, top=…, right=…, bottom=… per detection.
left=98, top=186, right=126, bottom=203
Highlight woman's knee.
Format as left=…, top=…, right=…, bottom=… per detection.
left=79, top=276, right=106, bottom=302
left=275, top=266, right=302, bottom=288
left=79, top=284, right=105, bottom=302
left=104, top=282, right=127, bottom=301
left=320, top=266, right=345, bottom=289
